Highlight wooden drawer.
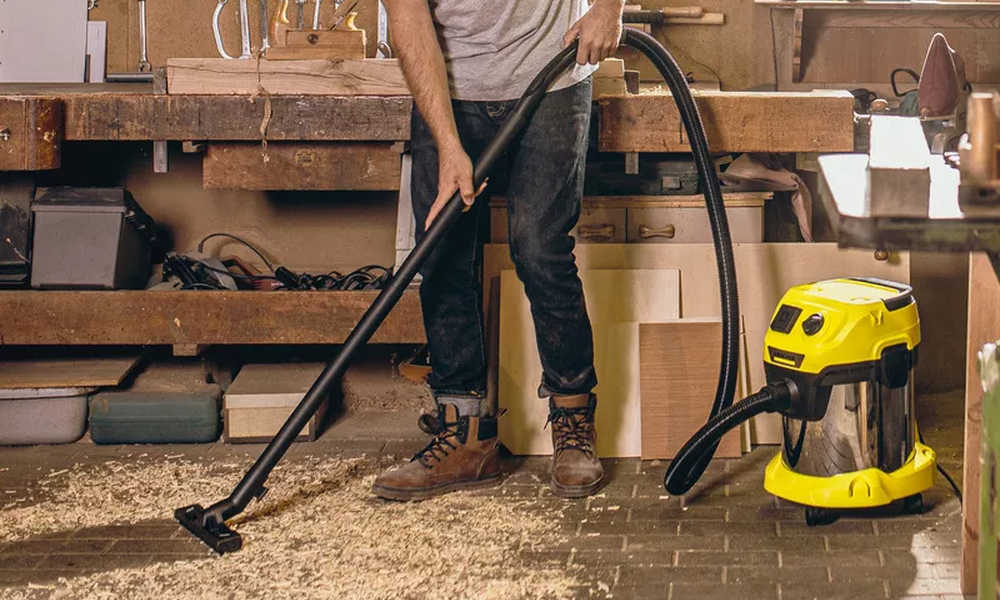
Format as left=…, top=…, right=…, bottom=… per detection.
left=490, top=205, right=626, bottom=244
left=626, top=205, right=763, bottom=244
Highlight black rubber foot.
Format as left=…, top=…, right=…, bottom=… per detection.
left=804, top=507, right=839, bottom=526
left=903, top=493, right=924, bottom=515
left=175, top=504, right=243, bottom=555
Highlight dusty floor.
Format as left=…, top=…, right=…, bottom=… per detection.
left=0, top=391, right=970, bottom=600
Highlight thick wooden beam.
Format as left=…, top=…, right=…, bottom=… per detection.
left=166, top=58, right=408, bottom=96
left=202, top=142, right=403, bottom=190
left=0, top=290, right=424, bottom=345
left=63, top=94, right=411, bottom=141
left=0, top=97, right=62, bottom=170
left=598, top=90, right=856, bottom=153
left=963, top=253, right=1000, bottom=594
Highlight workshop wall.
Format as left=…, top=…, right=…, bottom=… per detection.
left=88, top=0, right=382, bottom=74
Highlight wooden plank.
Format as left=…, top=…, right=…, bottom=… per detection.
left=202, top=141, right=403, bottom=190
left=639, top=320, right=741, bottom=459
left=166, top=58, right=408, bottom=96
left=0, top=97, right=62, bottom=171
left=63, top=94, right=411, bottom=141
left=962, top=252, right=1000, bottom=594
left=0, top=356, right=141, bottom=389
left=597, top=91, right=855, bottom=153
left=0, top=290, right=425, bottom=345
left=499, top=269, right=681, bottom=457
left=867, top=116, right=932, bottom=217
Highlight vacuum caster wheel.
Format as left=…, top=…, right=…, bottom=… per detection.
left=805, top=507, right=838, bottom=526
left=903, top=494, right=924, bottom=515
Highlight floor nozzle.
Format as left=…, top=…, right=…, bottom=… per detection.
left=174, top=504, right=243, bottom=555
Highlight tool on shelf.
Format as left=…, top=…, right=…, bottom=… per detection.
left=138, top=0, right=151, bottom=72
left=213, top=0, right=253, bottom=59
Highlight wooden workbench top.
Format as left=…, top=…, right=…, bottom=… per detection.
left=0, top=86, right=856, bottom=158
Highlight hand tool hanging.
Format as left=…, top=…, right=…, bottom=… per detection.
left=137, top=0, right=151, bottom=72
left=312, top=0, right=324, bottom=29
left=296, top=0, right=307, bottom=30
left=259, top=0, right=270, bottom=51
left=213, top=0, right=253, bottom=59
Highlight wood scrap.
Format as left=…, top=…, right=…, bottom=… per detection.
left=166, top=58, right=407, bottom=96
left=0, top=356, right=141, bottom=389
left=867, top=115, right=932, bottom=217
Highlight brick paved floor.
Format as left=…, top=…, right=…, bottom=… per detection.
left=0, top=390, right=969, bottom=599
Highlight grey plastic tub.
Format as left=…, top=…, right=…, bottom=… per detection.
left=0, top=387, right=92, bottom=445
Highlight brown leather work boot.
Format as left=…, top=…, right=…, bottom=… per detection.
left=372, top=404, right=501, bottom=501
left=548, top=393, right=604, bottom=498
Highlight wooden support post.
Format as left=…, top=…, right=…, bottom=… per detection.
left=963, top=253, right=1000, bottom=593
left=980, top=340, right=1000, bottom=600
left=0, top=97, right=63, bottom=171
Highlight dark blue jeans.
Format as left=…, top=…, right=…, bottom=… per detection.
left=410, top=78, right=597, bottom=402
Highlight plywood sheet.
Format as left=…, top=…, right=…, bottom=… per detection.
left=499, top=269, right=680, bottom=457
left=639, top=319, right=741, bottom=459
left=485, top=243, right=911, bottom=445
left=0, top=356, right=141, bottom=390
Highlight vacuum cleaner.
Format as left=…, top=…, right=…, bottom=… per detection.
left=176, top=27, right=743, bottom=554
left=665, top=277, right=938, bottom=525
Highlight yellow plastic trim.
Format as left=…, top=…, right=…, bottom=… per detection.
left=763, top=442, right=936, bottom=508
left=763, top=279, right=920, bottom=375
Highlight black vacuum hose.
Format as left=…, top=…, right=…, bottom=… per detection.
left=665, top=382, right=796, bottom=494
left=619, top=29, right=741, bottom=495
left=179, top=28, right=741, bottom=543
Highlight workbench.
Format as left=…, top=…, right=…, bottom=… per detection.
left=818, top=153, right=1000, bottom=596
left=0, top=84, right=857, bottom=349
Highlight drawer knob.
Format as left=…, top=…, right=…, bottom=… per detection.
left=578, top=223, right=615, bottom=242
left=0, top=128, right=9, bottom=142
left=874, top=249, right=890, bottom=262
left=639, top=224, right=676, bottom=239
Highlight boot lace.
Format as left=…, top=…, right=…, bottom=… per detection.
left=546, top=406, right=595, bottom=457
left=411, top=418, right=460, bottom=469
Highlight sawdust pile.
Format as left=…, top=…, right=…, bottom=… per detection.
left=1, top=455, right=581, bottom=600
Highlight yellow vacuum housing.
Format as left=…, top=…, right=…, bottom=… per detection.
left=760, top=278, right=936, bottom=522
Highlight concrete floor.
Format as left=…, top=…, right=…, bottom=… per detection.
left=0, top=390, right=970, bottom=599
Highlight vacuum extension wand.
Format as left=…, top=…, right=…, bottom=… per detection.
left=176, top=28, right=739, bottom=554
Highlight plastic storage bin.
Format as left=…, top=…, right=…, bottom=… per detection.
left=0, top=387, right=91, bottom=445
left=30, top=187, right=156, bottom=289
left=89, top=391, right=221, bottom=444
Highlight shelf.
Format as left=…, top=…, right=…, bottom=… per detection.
left=757, top=1, right=1000, bottom=10
left=0, top=289, right=425, bottom=346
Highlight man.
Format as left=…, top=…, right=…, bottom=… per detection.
left=373, top=0, right=625, bottom=501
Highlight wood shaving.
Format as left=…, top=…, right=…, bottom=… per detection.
left=1, top=454, right=581, bottom=600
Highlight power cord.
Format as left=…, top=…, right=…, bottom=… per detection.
left=164, top=233, right=391, bottom=291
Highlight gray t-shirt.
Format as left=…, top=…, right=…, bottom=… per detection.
left=429, top=0, right=598, bottom=101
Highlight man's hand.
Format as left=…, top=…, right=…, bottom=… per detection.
left=564, top=0, right=625, bottom=66
left=425, top=143, right=484, bottom=229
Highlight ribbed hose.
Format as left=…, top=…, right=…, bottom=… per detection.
left=664, top=383, right=795, bottom=494
left=619, top=29, right=741, bottom=495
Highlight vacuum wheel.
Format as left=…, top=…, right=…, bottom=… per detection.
left=903, top=493, right=924, bottom=515
left=804, top=507, right=839, bottom=526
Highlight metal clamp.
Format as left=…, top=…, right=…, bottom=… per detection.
left=213, top=0, right=253, bottom=59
